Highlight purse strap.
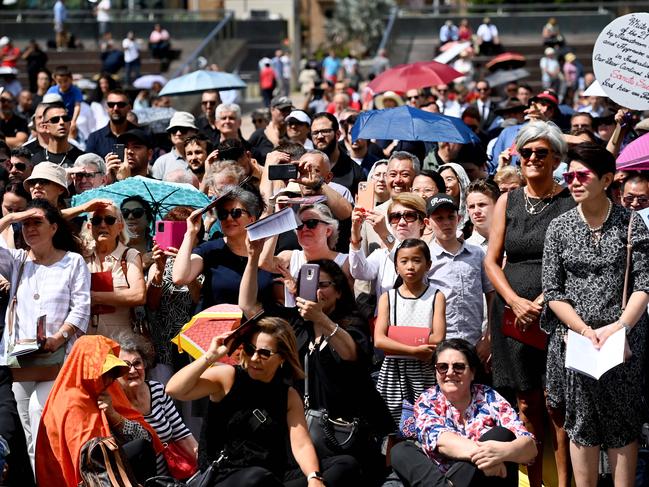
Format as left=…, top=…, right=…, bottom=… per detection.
left=7, top=254, right=28, bottom=340
left=304, top=350, right=311, bottom=409
left=622, top=212, right=634, bottom=310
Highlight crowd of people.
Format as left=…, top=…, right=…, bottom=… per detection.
left=1, top=12, right=649, bottom=487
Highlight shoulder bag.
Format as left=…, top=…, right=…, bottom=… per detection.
left=162, top=441, right=197, bottom=480
left=120, top=248, right=150, bottom=336
left=6, top=255, right=65, bottom=382
left=304, top=345, right=362, bottom=459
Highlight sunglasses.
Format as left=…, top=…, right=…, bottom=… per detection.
left=9, top=162, right=26, bottom=171
left=623, top=195, right=649, bottom=206
left=407, top=95, right=421, bottom=100
left=122, top=208, right=146, bottom=219
left=562, top=169, right=593, bottom=185
left=296, top=218, right=324, bottom=230
left=519, top=148, right=550, bottom=160
left=434, top=362, right=468, bottom=374
left=47, top=115, right=72, bottom=124
left=217, top=207, right=249, bottom=221
left=388, top=211, right=421, bottom=224
left=168, top=127, right=193, bottom=135
left=123, top=359, right=144, bottom=370
left=74, top=171, right=100, bottom=179
left=477, top=87, right=489, bottom=92
left=107, top=101, right=129, bottom=109
left=30, top=178, right=52, bottom=186
left=243, top=342, right=277, bottom=360
left=91, top=215, right=118, bottom=226
left=201, top=100, right=217, bottom=106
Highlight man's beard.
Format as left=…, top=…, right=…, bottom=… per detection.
left=189, top=164, right=205, bottom=176
left=110, top=114, right=127, bottom=124
left=319, top=137, right=337, bottom=157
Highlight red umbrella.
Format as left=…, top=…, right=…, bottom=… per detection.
left=486, top=52, right=526, bottom=72
left=368, top=61, right=463, bottom=93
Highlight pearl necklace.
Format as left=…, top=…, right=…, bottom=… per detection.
left=524, top=184, right=556, bottom=215
left=577, top=198, right=612, bottom=246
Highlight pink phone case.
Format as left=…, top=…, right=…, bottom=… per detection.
left=155, top=221, right=187, bottom=250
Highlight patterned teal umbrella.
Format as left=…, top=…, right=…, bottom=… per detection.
left=71, top=176, right=210, bottom=220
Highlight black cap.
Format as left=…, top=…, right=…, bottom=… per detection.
left=117, top=129, right=152, bottom=148
left=271, top=96, right=293, bottom=109
left=427, top=193, right=458, bottom=215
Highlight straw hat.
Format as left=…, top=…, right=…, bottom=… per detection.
left=374, top=91, right=404, bottom=109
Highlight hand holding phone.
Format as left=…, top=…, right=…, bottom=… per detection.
left=113, top=144, right=126, bottom=162
left=298, top=264, right=320, bottom=302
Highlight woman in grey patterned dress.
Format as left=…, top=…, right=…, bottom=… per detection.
left=485, top=120, right=574, bottom=487
left=542, top=143, right=649, bottom=487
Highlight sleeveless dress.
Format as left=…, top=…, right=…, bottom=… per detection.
left=376, top=285, right=439, bottom=424
left=198, top=366, right=290, bottom=481
left=490, top=187, right=575, bottom=391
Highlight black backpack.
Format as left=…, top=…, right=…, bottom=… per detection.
left=79, top=436, right=139, bottom=487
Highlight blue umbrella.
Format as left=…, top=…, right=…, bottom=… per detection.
left=71, top=176, right=211, bottom=220
left=158, top=70, right=246, bottom=96
left=351, top=106, right=480, bottom=144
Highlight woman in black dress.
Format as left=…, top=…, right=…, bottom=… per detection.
left=485, top=120, right=575, bottom=487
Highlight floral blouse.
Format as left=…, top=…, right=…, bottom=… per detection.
left=415, top=383, right=534, bottom=473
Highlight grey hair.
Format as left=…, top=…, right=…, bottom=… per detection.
left=298, top=203, right=339, bottom=249
left=515, top=120, right=567, bottom=161
left=210, top=159, right=246, bottom=182
left=164, top=169, right=197, bottom=186
left=114, top=331, right=156, bottom=370
left=218, top=185, right=264, bottom=218
left=303, top=149, right=332, bottom=170
left=90, top=201, right=132, bottom=244
left=215, top=103, right=242, bottom=120
left=389, top=151, right=421, bottom=175
left=74, top=153, right=106, bottom=175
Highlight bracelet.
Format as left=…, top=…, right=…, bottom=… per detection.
left=327, top=324, right=340, bottom=340
left=149, top=279, right=163, bottom=288
left=580, top=326, right=592, bottom=336
left=349, top=237, right=362, bottom=246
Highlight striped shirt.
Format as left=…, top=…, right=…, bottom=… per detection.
left=144, top=380, right=192, bottom=475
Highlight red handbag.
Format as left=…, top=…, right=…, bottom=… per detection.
left=501, top=305, right=547, bottom=350
left=162, top=441, right=197, bottom=480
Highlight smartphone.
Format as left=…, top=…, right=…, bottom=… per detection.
left=155, top=220, right=187, bottom=250
left=357, top=181, right=375, bottom=209
left=298, top=264, right=320, bottom=302
left=268, top=164, right=298, bottom=181
left=36, top=315, right=47, bottom=348
left=113, top=143, right=125, bottom=161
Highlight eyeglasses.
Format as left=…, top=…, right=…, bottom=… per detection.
left=74, top=171, right=100, bottom=179
left=407, top=95, right=421, bottom=100
left=434, top=362, right=468, bottom=374
left=9, top=162, right=26, bottom=171
left=318, top=280, right=334, bottom=289
left=123, top=359, right=145, bottom=370
left=296, top=218, right=324, bottom=230
left=47, top=115, right=72, bottom=124
left=168, top=127, right=193, bottom=135
left=243, top=342, right=278, bottom=360
left=623, top=194, right=649, bottom=206
left=107, top=101, right=129, bottom=109
left=217, top=207, right=250, bottom=221
left=562, top=170, right=593, bottom=185
left=312, top=128, right=335, bottom=137
left=122, top=208, right=146, bottom=219
left=519, top=148, right=550, bottom=160
left=388, top=211, right=421, bottom=224
left=0, top=98, right=13, bottom=104
left=90, top=215, right=118, bottom=226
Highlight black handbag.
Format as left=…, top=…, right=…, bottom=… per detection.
left=304, top=349, right=363, bottom=459
left=79, top=436, right=139, bottom=487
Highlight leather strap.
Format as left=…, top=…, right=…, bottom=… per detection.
left=622, top=212, right=634, bottom=310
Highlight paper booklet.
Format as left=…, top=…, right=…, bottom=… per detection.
left=10, top=315, right=47, bottom=357
left=245, top=207, right=298, bottom=241
left=282, top=195, right=327, bottom=205
left=565, top=327, right=626, bottom=380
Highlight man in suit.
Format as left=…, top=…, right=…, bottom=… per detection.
left=471, top=80, right=497, bottom=131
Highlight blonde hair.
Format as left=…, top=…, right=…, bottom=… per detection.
left=494, top=165, right=524, bottom=187
left=298, top=203, right=339, bottom=249
left=388, top=192, right=427, bottom=216
left=240, top=317, right=304, bottom=380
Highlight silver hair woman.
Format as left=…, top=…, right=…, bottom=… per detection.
left=484, top=119, right=576, bottom=487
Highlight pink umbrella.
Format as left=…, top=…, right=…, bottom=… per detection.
left=616, top=133, right=649, bottom=170
left=368, top=61, right=463, bottom=93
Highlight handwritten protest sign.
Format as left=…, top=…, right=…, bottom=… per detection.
left=593, top=13, right=649, bottom=110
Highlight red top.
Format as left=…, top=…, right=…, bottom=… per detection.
left=259, top=66, right=276, bottom=90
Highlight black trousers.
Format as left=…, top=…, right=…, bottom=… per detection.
left=122, top=438, right=157, bottom=484
left=391, top=426, right=519, bottom=487
left=212, top=455, right=361, bottom=487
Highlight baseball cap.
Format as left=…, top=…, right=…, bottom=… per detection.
left=530, top=90, right=559, bottom=108
left=0, top=37, right=9, bottom=47
left=42, top=93, right=64, bottom=104
left=166, top=111, right=197, bottom=132
left=117, top=129, right=153, bottom=148
left=271, top=96, right=293, bottom=110
left=427, top=193, right=458, bottom=215
left=286, top=110, right=311, bottom=125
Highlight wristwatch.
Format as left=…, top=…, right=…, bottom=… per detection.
left=307, top=471, right=324, bottom=482
left=384, top=233, right=395, bottom=244
left=60, top=329, right=70, bottom=342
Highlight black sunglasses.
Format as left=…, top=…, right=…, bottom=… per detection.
left=122, top=208, right=146, bottom=219
left=91, top=215, right=118, bottom=226
left=296, top=218, right=324, bottom=230
left=74, top=171, right=100, bottom=179
left=519, top=148, right=550, bottom=160
left=168, top=127, right=193, bottom=135
left=217, top=208, right=249, bottom=221
left=243, top=342, right=277, bottom=360
left=201, top=100, right=217, bottom=106
left=388, top=211, right=421, bottom=224
left=434, top=362, right=468, bottom=374
left=9, top=162, right=26, bottom=171
left=107, top=101, right=129, bottom=109
left=47, top=115, right=72, bottom=124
